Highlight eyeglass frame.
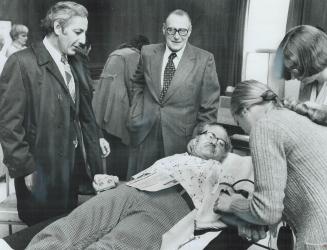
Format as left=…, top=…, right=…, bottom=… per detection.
left=165, top=27, right=189, bottom=36
left=199, top=130, right=228, bottom=148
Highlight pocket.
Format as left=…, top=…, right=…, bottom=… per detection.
left=184, top=123, right=195, bottom=137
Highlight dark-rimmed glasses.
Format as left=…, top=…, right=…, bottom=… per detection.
left=199, top=130, right=227, bottom=148
left=166, top=27, right=189, bottom=36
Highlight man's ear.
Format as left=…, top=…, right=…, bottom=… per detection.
left=241, top=108, right=248, bottom=116
left=188, top=25, right=192, bottom=37
left=290, top=68, right=299, bottom=78
left=53, top=20, right=62, bottom=36
left=162, top=23, right=166, bottom=36
left=187, top=138, right=196, bottom=155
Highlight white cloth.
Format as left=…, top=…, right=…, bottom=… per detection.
left=92, top=174, right=119, bottom=193
left=127, top=153, right=222, bottom=209
left=160, top=153, right=254, bottom=250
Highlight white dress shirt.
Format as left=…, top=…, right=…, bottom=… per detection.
left=160, top=45, right=186, bottom=88
left=43, top=37, right=69, bottom=85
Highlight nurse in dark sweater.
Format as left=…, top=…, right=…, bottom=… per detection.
left=215, top=80, right=327, bottom=249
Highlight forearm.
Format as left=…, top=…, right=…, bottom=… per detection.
left=229, top=195, right=269, bottom=225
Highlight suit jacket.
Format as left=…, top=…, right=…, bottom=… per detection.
left=0, top=42, right=103, bottom=205
left=93, top=47, right=140, bottom=145
left=128, top=43, right=220, bottom=155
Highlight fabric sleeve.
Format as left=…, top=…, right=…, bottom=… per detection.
left=0, top=55, right=36, bottom=178
left=195, top=54, right=220, bottom=132
left=229, top=119, right=287, bottom=225
left=129, top=51, right=145, bottom=120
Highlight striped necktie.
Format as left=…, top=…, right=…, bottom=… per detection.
left=61, top=55, right=76, bottom=102
left=160, top=52, right=177, bottom=103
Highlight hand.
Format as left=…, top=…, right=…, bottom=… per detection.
left=24, top=173, right=35, bottom=192
left=186, top=138, right=196, bottom=155
left=238, top=223, right=267, bottom=242
left=99, top=138, right=110, bottom=158
left=213, top=190, right=233, bottom=213
left=213, top=190, right=245, bottom=214
left=303, top=101, right=323, bottom=109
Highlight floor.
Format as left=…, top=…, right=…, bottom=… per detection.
left=0, top=178, right=27, bottom=238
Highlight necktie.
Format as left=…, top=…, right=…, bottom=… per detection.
left=61, top=55, right=76, bottom=102
left=160, top=52, right=177, bottom=103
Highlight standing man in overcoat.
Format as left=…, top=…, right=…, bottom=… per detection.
left=0, top=1, right=110, bottom=225
left=127, top=9, right=220, bottom=177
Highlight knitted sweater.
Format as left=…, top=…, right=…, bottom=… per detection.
left=229, top=108, right=327, bottom=249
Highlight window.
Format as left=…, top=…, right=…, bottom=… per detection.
left=242, top=0, right=290, bottom=97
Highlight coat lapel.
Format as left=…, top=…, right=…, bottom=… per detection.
left=32, top=43, right=77, bottom=111
left=150, top=44, right=165, bottom=101
left=163, top=43, right=195, bottom=103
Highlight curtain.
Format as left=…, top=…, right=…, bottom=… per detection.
left=286, top=0, right=327, bottom=32
left=0, top=0, right=248, bottom=91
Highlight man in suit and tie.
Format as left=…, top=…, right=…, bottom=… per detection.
left=128, top=9, right=220, bottom=177
left=0, top=1, right=110, bottom=226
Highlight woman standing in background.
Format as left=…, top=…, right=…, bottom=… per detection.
left=275, top=25, right=327, bottom=106
left=6, top=24, right=29, bottom=57
left=92, top=35, right=149, bottom=180
left=215, top=80, right=327, bottom=249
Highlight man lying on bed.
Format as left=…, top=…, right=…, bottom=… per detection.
left=16, top=123, right=265, bottom=250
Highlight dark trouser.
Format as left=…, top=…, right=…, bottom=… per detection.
left=204, top=227, right=252, bottom=250
left=14, top=146, right=91, bottom=226
left=103, top=131, right=129, bottom=181
left=127, top=119, right=165, bottom=179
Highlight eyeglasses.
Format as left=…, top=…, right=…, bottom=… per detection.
left=199, top=130, right=227, bottom=148
left=166, top=27, right=189, bottom=36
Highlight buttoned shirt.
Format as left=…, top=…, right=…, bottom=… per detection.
left=43, top=37, right=70, bottom=85
left=160, top=45, right=186, bottom=88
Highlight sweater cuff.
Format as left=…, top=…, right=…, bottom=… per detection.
left=230, top=195, right=251, bottom=214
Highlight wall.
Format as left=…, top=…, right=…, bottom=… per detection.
left=0, top=0, right=246, bottom=92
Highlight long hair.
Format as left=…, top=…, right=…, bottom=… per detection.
left=231, top=80, right=327, bottom=125
left=41, top=1, right=88, bottom=36
left=274, top=25, right=327, bottom=80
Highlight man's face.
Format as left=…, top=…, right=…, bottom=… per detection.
left=163, top=14, right=191, bottom=52
left=188, top=125, right=229, bottom=162
left=56, top=16, right=88, bottom=55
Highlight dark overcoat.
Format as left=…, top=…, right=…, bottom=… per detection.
left=0, top=42, right=103, bottom=221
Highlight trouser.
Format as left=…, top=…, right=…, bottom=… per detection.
left=25, top=185, right=190, bottom=249
left=127, top=119, right=165, bottom=179
left=15, top=146, right=91, bottom=226
left=204, top=227, right=252, bottom=250
left=103, top=131, right=129, bottom=180
left=6, top=185, right=252, bottom=250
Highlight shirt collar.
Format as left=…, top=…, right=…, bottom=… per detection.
left=165, top=44, right=186, bottom=60
left=43, top=37, right=64, bottom=65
